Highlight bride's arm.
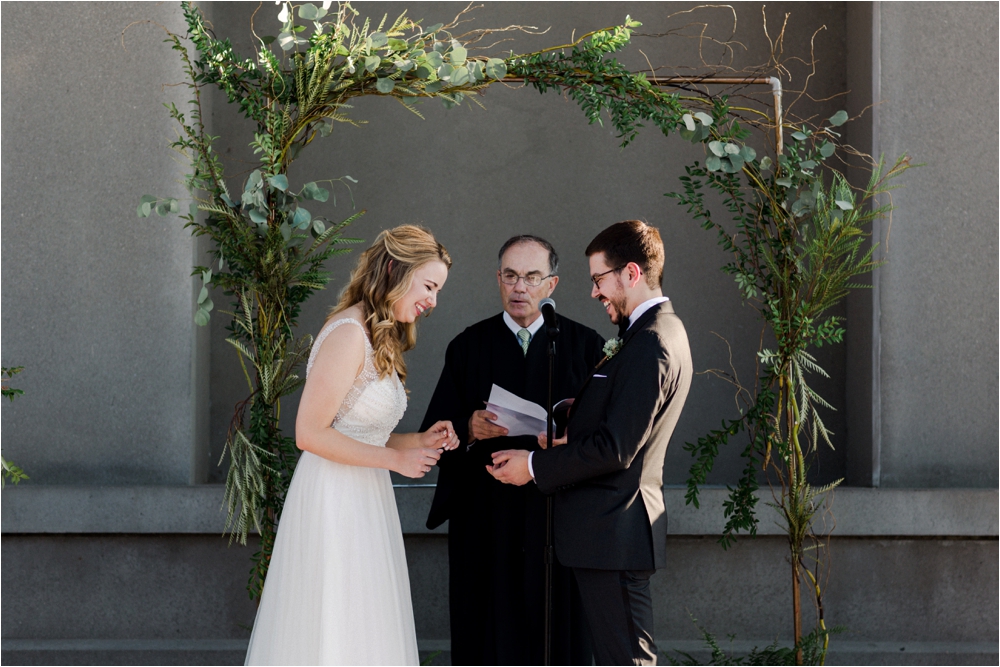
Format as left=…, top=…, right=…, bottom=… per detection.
left=295, top=324, right=441, bottom=478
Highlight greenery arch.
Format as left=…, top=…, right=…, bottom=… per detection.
left=135, top=2, right=910, bottom=660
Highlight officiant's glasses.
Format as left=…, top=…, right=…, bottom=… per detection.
left=591, top=266, right=626, bottom=289
left=500, top=271, right=554, bottom=287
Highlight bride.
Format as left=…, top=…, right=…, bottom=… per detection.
left=245, top=225, right=459, bottom=665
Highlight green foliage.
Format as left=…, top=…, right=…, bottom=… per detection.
left=669, top=97, right=912, bottom=650
left=506, top=17, right=690, bottom=147
left=666, top=623, right=844, bottom=666
left=2, top=366, right=29, bottom=488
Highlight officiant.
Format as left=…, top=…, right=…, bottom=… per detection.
left=422, top=235, right=604, bottom=665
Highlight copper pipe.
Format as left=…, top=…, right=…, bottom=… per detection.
left=501, top=74, right=784, bottom=154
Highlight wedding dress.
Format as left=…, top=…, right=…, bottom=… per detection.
left=245, top=318, right=419, bottom=666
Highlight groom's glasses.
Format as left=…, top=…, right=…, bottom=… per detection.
left=500, top=271, right=553, bottom=287
left=591, top=266, right=625, bottom=289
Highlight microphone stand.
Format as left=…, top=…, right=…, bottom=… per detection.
left=543, top=318, right=558, bottom=667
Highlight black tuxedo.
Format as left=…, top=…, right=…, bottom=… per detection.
left=532, top=301, right=692, bottom=663
left=422, top=313, right=604, bottom=665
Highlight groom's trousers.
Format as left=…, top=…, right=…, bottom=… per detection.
left=573, top=567, right=657, bottom=665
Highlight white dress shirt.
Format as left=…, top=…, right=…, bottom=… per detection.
left=526, top=296, right=670, bottom=480
left=503, top=310, right=544, bottom=342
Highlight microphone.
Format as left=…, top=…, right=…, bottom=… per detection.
left=539, top=298, right=559, bottom=335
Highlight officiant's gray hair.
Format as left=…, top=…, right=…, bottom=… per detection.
left=497, top=235, right=559, bottom=276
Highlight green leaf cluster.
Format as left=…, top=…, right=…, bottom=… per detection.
left=2, top=366, right=29, bottom=488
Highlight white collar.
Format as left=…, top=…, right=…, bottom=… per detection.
left=503, top=310, right=544, bottom=340
left=627, top=296, right=670, bottom=330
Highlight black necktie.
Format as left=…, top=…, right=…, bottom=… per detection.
left=617, top=316, right=630, bottom=339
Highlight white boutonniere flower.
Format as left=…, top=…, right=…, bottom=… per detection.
left=602, top=337, right=622, bottom=360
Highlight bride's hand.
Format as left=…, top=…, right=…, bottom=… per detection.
left=421, top=420, right=460, bottom=451
left=393, top=446, right=442, bottom=479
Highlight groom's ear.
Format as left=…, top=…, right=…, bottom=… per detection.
left=624, top=262, right=644, bottom=288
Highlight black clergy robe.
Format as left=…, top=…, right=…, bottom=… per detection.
left=422, top=312, right=605, bottom=666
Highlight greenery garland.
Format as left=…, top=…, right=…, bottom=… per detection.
left=136, top=4, right=910, bottom=659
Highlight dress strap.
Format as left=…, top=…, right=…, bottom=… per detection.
left=306, top=318, right=372, bottom=378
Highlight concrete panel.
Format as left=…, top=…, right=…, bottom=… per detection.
left=199, top=2, right=851, bottom=489
left=876, top=3, right=999, bottom=487
left=2, top=534, right=995, bottom=665
left=0, top=2, right=209, bottom=484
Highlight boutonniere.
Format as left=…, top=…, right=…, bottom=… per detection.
left=596, top=337, right=622, bottom=370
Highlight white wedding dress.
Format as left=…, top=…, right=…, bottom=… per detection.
left=245, top=318, right=419, bottom=666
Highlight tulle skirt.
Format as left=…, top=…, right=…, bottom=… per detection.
left=245, top=451, right=419, bottom=665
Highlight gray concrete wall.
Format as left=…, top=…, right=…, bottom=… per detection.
left=875, top=1, right=999, bottom=488
left=1, top=2, right=210, bottom=485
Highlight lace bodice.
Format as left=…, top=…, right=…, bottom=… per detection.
left=306, top=318, right=407, bottom=447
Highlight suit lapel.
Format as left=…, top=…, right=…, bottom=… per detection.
left=568, top=301, right=673, bottom=423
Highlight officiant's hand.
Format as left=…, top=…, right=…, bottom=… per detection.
left=468, top=408, right=508, bottom=443
left=487, top=449, right=532, bottom=486
left=537, top=432, right=568, bottom=449
left=421, top=420, right=461, bottom=451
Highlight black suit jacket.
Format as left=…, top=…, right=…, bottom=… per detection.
left=531, top=301, right=692, bottom=571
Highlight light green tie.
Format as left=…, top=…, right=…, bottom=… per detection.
left=517, top=328, right=531, bottom=356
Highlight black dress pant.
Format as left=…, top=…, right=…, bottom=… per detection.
left=572, top=568, right=657, bottom=665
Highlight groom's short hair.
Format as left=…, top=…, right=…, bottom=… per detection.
left=585, top=220, right=664, bottom=289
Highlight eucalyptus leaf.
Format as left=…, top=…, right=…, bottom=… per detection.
left=140, top=194, right=157, bottom=205
left=415, top=65, right=433, bottom=79
left=792, top=131, right=808, bottom=141
left=249, top=208, right=268, bottom=224
left=198, top=286, right=209, bottom=304
left=449, top=45, right=467, bottom=66
left=485, top=58, right=507, bottom=80
left=834, top=200, right=854, bottom=210
left=437, top=63, right=453, bottom=81
left=194, top=308, right=210, bottom=327
left=708, top=141, right=726, bottom=157
left=759, top=156, right=772, bottom=171
left=278, top=32, right=295, bottom=51
left=298, top=3, right=320, bottom=20
left=293, top=207, right=312, bottom=228
left=829, top=110, right=849, bottom=127
left=155, top=202, right=169, bottom=216
left=421, top=23, right=443, bottom=35
left=776, top=177, right=793, bottom=188
left=740, top=146, right=757, bottom=161
left=424, top=81, right=444, bottom=94
left=376, top=78, right=395, bottom=94
left=369, top=32, right=388, bottom=48
left=425, top=51, right=443, bottom=68
left=693, top=111, right=714, bottom=126
left=820, top=142, right=835, bottom=158
left=364, top=55, right=380, bottom=73
left=682, top=114, right=696, bottom=132
left=312, top=219, right=326, bottom=235
left=724, top=143, right=740, bottom=155
left=706, top=155, right=722, bottom=172
left=268, top=174, right=289, bottom=191
left=728, top=154, right=745, bottom=171
left=201, top=296, right=214, bottom=312
left=280, top=222, right=292, bottom=242
left=800, top=160, right=817, bottom=170
left=450, top=66, right=469, bottom=86
left=220, top=193, right=236, bottom=207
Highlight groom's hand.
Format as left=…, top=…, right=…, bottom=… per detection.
left=487, top=449, right=532, bottom=486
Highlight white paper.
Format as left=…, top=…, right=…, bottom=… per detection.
left=485, top=384, right=548, bottom=438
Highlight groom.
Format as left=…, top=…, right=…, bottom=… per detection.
left=488, top=220, right=692, bottom=665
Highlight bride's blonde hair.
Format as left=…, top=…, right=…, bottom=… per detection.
left=328, top=225, right=451, bottom=384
